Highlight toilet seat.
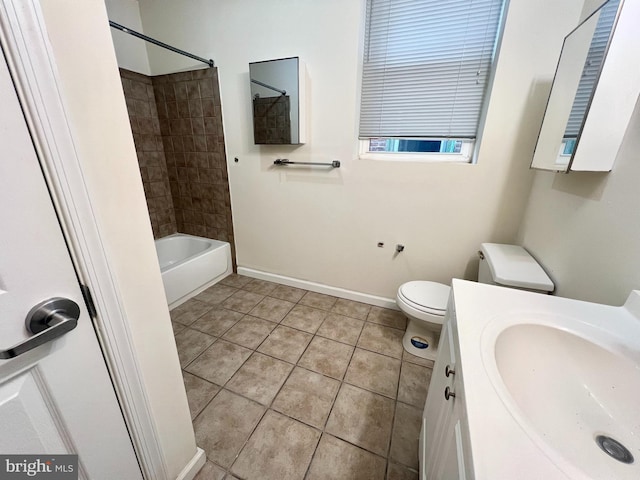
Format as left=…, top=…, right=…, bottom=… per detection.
left=397, top=281, right=450, bottom=316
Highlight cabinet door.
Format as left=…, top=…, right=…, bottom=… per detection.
left=436, top=419, right=467, bottom=480
left=422, top=322, right=454, bottom=479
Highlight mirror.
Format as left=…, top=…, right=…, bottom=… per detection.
left=531, top=0, right=620, bottom=171
left=249, top=57, right=305, bottom=145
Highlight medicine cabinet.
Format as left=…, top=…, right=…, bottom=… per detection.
left=531, top=0, right=640, bottom=172
left=249, top=57, right=307, bottom=145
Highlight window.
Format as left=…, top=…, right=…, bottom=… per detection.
left=359, top=0, right=505, bottom=161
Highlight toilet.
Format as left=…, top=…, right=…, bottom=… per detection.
left=396, top=243, right=554, bottom=360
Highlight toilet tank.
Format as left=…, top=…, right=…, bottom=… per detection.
left=478, top=243, right=554, bottom=293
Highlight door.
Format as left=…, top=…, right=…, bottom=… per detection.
left=0, top=46, right=142, bottom=479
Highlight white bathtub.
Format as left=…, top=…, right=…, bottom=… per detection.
left=155, top=233, right=232, bottom=309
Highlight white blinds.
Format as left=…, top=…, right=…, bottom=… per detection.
left=359, top=0, right=504, bottom=139
left=564, top=0, right=620, bottom=138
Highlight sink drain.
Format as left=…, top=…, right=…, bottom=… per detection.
left=595, top=435, right=634, bottom=464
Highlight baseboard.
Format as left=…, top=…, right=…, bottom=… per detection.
left=176, top=447, right=206, bottom=480
left=237, top=267, right=398, bottom=310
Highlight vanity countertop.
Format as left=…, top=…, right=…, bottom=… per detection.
left=450, top=279, right=640, bottom=479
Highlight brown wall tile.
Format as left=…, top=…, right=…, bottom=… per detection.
left=119, top=68, right=177, bottom=239
left=151, top=67, right=236, bottom=268
left=119, top=67, right=235, bottom=267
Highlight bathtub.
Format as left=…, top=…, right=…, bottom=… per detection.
left=155, top=233, right=232, bottom=309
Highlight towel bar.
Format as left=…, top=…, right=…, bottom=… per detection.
left=274, top=159, right=340, bottom=168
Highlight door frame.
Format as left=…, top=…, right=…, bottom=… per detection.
left=0, top=2, right=201, bottom=479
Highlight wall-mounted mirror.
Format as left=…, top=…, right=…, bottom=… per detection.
left=531, top=0, right=622, bottom=172
left=249, top=57, right=306, bottom=145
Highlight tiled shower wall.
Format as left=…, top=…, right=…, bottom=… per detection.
left=152, top=69, right=233, bottom=246
left=119, top=67, right=235, bottom=263
left=120, top=68, right=177, bottom=238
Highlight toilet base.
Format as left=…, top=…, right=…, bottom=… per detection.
left=402, top=318, right=440, bottom=361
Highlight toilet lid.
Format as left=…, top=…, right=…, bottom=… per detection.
left=399, top=281, right=450, bottom=313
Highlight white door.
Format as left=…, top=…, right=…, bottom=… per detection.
left=0, top=45, right=142, bottom=479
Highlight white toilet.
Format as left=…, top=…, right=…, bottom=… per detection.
left=396, top=243, right=554, bottom=361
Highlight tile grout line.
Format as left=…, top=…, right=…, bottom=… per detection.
left=302, top=301, right=389, bottom=480
left=301, top=298, right=352, bottom=480
left=185, top=276, right=419, bottom=480
left=226, top=291, right=327, bottom=479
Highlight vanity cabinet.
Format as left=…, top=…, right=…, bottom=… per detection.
left=421, top=318, right=472, bottom=479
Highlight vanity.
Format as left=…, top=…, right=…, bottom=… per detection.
left=422, top=279, right=640, bottom=479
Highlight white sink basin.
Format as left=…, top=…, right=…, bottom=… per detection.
left=485, top=319, right=640, bottom=479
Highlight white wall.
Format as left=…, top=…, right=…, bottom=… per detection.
left=516, top=0, right=640, bottom=307
left=104, top=0, right=151, bottom=75
left=517, top=103, right=640, bottom=306
left=136, top=0, right=584, bottom=299
left=38, top=1, right=196, bottom=478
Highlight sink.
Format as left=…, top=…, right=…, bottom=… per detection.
left=484, top=319, right=640, bottom=479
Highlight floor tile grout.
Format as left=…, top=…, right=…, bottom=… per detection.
left=181, top=275, right=426, bottom=480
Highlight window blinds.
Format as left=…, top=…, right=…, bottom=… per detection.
left=359, top=0, right=504, bottom=139
left=564, top=0, right=620, bottom=138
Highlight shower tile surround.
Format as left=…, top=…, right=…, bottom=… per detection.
left=120, top=68, right=176, bottom=238
left=176, top=274, right=430, bottom=480
left=119, top=67, right=235, bottom=265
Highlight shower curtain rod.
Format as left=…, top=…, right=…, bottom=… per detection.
left=109, top=21, right=214, bottom=68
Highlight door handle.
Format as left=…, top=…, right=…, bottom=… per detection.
left=0, top=297, right=80, bottom=359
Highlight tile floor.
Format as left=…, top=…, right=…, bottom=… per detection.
left=171, top=274, right=434, bottom=480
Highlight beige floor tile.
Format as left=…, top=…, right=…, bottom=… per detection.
left=299, top=291, right=338, bottom=311
left=269, top=284, right=307, bottom=303
left=231, top=410, right=320, bottom=480
left=298, top=336, right=354, bottom=379
left=183, top=372, right=220, bottom=420
left=357, top=323, right=405, bottom=359
left=226, top=352, right=293, bottom=405
left=243, top=278, right=278, bottom=295
left=221, top=316, right=275, bottom=349
left=185, top=340, right=252, bottom=385
left=316, top=313, right=365, bottom=345
left=367, top=306, right=407, bottom=330
left=281, top=305, right=328, bottom=334
left=191, top=306, right=244, bottom=337
left=175, top=328, right=216, bottom=367
left=257, top=325, right=313, bottom=363
left=194, top=461, right=225, bottom=480
left=389, top=402, right=422, bottom=469
left=402, top=349, right=435, bottom=368
left=195, top=284, right=238, bottom=305
left=249, top=296, right=295, bottom=323
left=271, top=367, right=340, bottom=429
left=220, top=273, right=253, bottom=288
left=171, top=299, right=214, bottom=325
left=221, top=290, right=265, bottom=313
left=387, top=462, right=419, bottom=480
left=397, top=362, right=432, bottom=408
left=344, top=348, right=401, bottom=398
left=331, top=298, right=372, bottom=320
left=194, top=389, right=265, bottom=468
left=172, top=321, right=186, bottom=335
left=183, top=291, right=429, bottom=479
left=325, top=384, right=395, bottom=456
left=306, top=434, right=386, bottom=480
